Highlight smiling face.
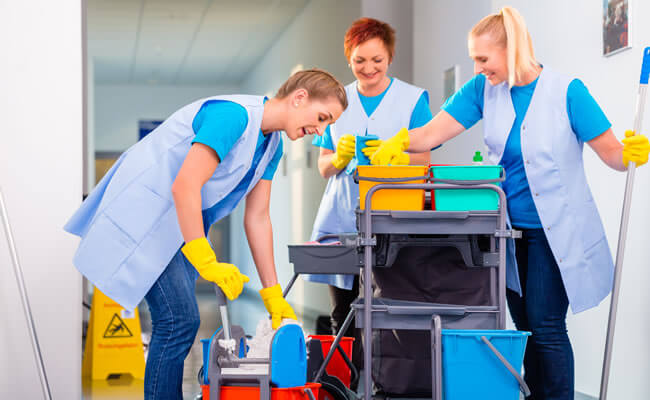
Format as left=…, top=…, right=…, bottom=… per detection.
left=284, top=90, right=344, bottom=141
left=468, top=33, right=508, bottom=86
left=349, top=37, right=391, bottom=89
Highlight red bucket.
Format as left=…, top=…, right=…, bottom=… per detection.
left=201, top=382, right=321, bottom=400
left=308, top=335, right=354, bottom=388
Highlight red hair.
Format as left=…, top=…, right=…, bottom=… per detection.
left=344, top=17, right=396, bottom=62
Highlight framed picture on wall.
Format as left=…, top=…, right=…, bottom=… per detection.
left=603, top=0, right=630, bottom=56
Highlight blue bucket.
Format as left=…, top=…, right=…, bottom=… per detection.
left=441, top=330, right=531, bottom=400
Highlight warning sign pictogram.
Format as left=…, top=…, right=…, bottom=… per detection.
left=103, top=313, right=134, bottom=338
left=82, top=288, right=145, bottom=380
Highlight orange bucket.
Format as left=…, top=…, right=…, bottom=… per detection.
left=309, top=335, right=354, bottom=388
left=201, top=382, right=321, bottom=400
left=357, top=165, right=428, bottom=211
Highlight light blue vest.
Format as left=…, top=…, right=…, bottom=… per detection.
left=484, top=68, right=614, bottom=313
left=306, top=78, right=424, bottom=289
left=64, top=95, right=281, bottom=310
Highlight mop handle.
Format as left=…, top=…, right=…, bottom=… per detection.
left=214, top=285, right=232, bottom=342
left=599, top=46, right=650, bottom=400
left=0, top=188, right=52, bottom=400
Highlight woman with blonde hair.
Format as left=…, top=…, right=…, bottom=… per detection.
left=370, top=6, right=650, bottom=399
left=65, top=69, right=346, bottom=400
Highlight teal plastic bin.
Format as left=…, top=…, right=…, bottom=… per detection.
left=430, top=165, right=502, bottom=211
left=441, top=329, right=531, bottom=400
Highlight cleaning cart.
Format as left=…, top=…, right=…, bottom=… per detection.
left=288, top=165, right=531, bottom=400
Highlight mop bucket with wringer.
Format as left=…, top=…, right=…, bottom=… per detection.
left=441, top=330, right=531, bottom=400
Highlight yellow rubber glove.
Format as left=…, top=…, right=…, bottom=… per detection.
left=622, top=130, right=650, bottom=167
left=370, top=128, right=411, bottom=166
left=259, top=284, right=297, bottom=329
left=361, top=139, right=383, bottom=159
left=331, top=134, right=356, bottom=169
left=181, top=237, right=250, bottom=300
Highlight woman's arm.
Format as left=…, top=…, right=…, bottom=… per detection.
left=409, top=150, right=431, bottom=165
left=317, top=147, right=343, bottom=178
left=587, top=128, right=625, bottom=171
left=171, top=143, right=220, bottom=242
left=407, top=110, right=467, bottom=153
left=244, top=179, right=278, bottom=288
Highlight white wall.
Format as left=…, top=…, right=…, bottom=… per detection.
left=361, top=0, right=414, bottom=83
left=94, top=83, right=241, bottom=151
left=229, top=0, right=361, bottom=333
left=0, top=1, right=83, bottom=399
left=413, top=0, right=650, bottom=397
left=413, top=0, right=491, bottom=165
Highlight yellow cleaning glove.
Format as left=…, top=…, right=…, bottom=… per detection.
left=622, top=130, right=650, bottom=167
left=331, top=134, right=356, bottom=170
left=181, top=237, right=250, bottom=300
left=259, top=284, right=297, bottom=329
left=370, top=128, right=411, bottom=166
left=361, top=139, right=383, bottom=159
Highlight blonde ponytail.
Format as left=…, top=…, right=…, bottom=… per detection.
left=470, top=6, right=538, bottom=87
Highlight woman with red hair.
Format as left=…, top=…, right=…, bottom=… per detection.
left=306, top=17, right=436, bottom=394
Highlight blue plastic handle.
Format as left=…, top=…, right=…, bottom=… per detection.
left=641, top=47, right=650, bottom=84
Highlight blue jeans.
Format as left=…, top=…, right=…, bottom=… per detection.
left=144, top=249, right=200, bottom=400
left=506, top=228, right=574, bottom=400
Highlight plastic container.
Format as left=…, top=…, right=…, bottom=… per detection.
left=441, top=330, right=530, bottom=400
left=430, top=165, right=502, bottom=211
left=357, top=165, right=428, bottom=211
left=308, top=335, right=355, bottom=388
left=201, top=382, right=321, bottom=400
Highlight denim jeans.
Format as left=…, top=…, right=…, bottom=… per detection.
left=506, top=228, right=574, bottom=400
left=144, top=249, right=200, bottom=400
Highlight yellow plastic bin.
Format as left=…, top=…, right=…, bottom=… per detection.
left=357, top=165, right=428, bottom=211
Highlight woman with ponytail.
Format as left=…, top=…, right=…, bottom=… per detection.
left=370, top=6, right=650, bottom=399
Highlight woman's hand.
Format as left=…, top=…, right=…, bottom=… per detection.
left=331, top=134, right=356, bottom=169
left=622, top=130, right=650, bottom=167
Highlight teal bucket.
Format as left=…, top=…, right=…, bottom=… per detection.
left=441, top=330, right=530, bottom=400
left=430, top=165, right=502, bottom=211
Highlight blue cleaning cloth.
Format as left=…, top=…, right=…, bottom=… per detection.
left=345, top=134, right=380, bottom=175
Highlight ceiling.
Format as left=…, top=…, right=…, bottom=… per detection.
left=87, top=0, right=309, bottom=85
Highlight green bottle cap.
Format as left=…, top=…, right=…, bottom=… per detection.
left=473, top=151, right=483, bottom=162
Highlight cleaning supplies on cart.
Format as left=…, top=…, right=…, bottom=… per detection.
left=244, top=318, right=306, bottom=369
left=472, top=151, right=484, bottom=165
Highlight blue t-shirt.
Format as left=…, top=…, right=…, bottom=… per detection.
left=442, top=73, right=611, bottom=228
left=312, top=78, right=434, bottom=150
left=191, top=100, right=283, bottom=233
left=192, top=100, right=283, bottom=180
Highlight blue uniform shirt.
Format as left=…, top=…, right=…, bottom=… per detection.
left=192, top=99, right=283, bottom=233
left=313, top=78, right=434, bottom=150
left=442, top=73, right=611, bottom=228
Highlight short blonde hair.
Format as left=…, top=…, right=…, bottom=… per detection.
left=470, top=6, right=538, bottom=87
left=275, top=68, right=348, bottom=110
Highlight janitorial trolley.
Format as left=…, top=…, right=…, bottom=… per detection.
left=287, top=165, right=531, bottom=400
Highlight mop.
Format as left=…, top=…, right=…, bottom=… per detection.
left=599, top=46, right=650, bottom=400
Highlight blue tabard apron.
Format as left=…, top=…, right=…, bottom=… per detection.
left=64, top=95, right=281, bottom=310
left=483, top=67, right=614, bottom=313
left=306, top=78, right=425, bottom=289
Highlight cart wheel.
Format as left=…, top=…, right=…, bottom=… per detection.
left=318, top=374, right=354, bottom=400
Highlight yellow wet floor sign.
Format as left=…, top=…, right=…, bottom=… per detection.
left=83, top=288, right=145, bottom=380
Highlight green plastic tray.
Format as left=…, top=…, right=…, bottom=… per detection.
left=430, top=165, right=502, bottom=211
